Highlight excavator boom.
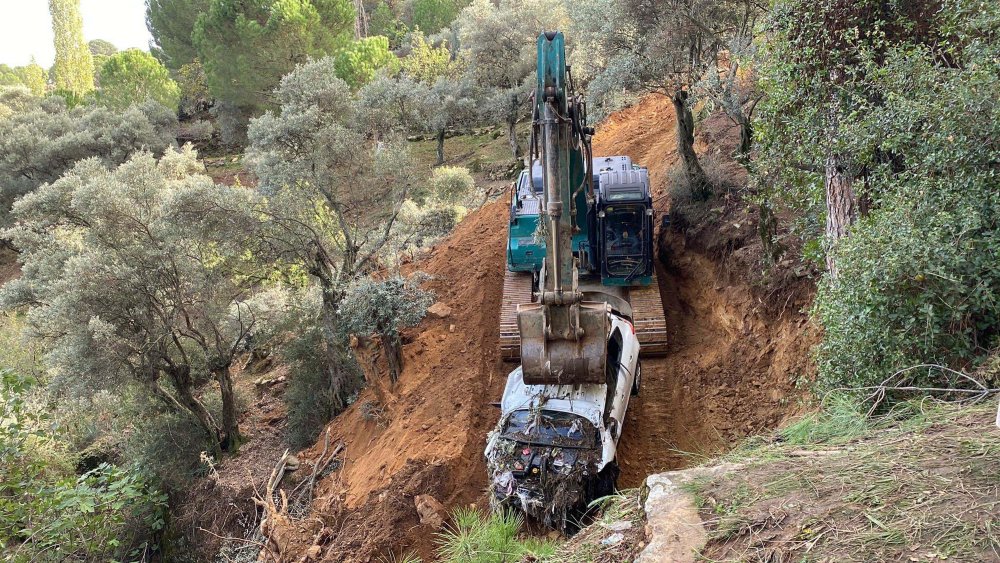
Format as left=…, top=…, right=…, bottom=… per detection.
left=516, top=32, right=609, bottom=385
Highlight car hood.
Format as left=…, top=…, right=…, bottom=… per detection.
left=499, top=367, right=606, bottom=428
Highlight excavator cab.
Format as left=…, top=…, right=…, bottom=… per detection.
left=594, top=160, right=654, bottom=286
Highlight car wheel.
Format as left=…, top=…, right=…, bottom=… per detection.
left=596, top=461, right=620, bottom=498
left=631, top=361, right=642, bottom=396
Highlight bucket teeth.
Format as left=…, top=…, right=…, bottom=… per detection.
left=499, top=270, right=668, bottom=361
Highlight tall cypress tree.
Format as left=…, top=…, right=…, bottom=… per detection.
left=49, top=0, right=95, bottom=96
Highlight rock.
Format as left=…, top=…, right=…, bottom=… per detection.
left=637, top=464, right=741, bottom=563
left=285, top=455, right=300, bottom=470
left=305, top=545, right=322, bottom=560
left=449, top=324, right=456, bottom=333
left=414, top=494, right=447, bottom=529
left=427, top=302, right=452, bottom=319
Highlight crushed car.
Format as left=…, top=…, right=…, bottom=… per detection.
left=485, top=317, right=641, bottom=529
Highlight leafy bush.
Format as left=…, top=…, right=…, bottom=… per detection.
left=428, top=166, right=475, bottom=205
left=0, top=370, right=167, bottom=561
left=436, top=507, right=556, bottom=562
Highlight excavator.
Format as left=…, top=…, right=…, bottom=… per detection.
left=484, top=31, right=667, bottom=529
left=499, top=31, right=667, bottom=380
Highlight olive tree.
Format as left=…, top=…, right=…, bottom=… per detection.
left=1, top=147, right=266, bottom=452
left=0, top=98, right=176, bottom=228
left=339, top=275, right=433, bottom=384
left=572, top=0, right=764, bottom=196
left=455, top=0, right=569, bottom=158
left=419, top=75, right=478, bottom=164
left=247, top=57, right=414, bottom=411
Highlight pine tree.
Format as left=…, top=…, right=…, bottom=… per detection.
left=49, top=0, right=95, bottom=96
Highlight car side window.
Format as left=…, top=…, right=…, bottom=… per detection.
left=604, top=328, right=624, bottom=421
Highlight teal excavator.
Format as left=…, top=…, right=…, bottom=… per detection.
left=499, top=31, right=667, bottom=384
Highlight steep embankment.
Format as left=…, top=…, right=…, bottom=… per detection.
left=269, top=199, right=513, bottom=561
left=272, top=95, right=817, bottom=561
left=594, top=95, right=814, bottom=485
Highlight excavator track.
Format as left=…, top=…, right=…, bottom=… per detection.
left=500, top=269, right=533, bottom=361
left=627, top=273, right=669, bottom=355
left=499, top=269, right=668, bottom=361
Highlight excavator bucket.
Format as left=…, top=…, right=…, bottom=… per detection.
left=517, top=301, right=609, bottom=385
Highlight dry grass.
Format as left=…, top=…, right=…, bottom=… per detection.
left=687, top=401, right=1000, bottom=562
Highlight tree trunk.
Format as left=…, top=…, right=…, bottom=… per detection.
left=169, top=365, right=222, bottom=451
left=319, top=281, right=349, bottom=413
left=758, top=199, right=781, bottom=264
left=507, top=93, right=522, bottom=160
left=353, top=0, right=368, bottom=39
left=824, top=152, right=857, bottom=278
left=736, top=113, right=752, bottom=165
left=381, top=334, right=404, bottom=384
left=214, top=367, right=241, bottom=451
left=508, top=117, right=521, bottom=161
left=436, top=129, right=445, bottom=165
left=823, top=67, right=858, bottom=279
left=672, top=91, right=710, bottom=199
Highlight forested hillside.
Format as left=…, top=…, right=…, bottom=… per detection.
left=0, top=0, right=997, bottom=561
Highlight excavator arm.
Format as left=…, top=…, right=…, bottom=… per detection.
left=517, top=31, right=610, bottom=385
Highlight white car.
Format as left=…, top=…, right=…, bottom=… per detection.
left=484, top=312, right=641, bottom=529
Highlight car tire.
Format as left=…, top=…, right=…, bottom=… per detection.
left=596, top=461, right=620, bottom=499
left=631, top=361, right=642, bottom=396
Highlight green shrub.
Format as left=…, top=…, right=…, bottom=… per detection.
left=282, top=323, right=362, bottom=449
left=428, top=166, right=476, bottom=205
left=0, top=370, right=167, bottom=560
left=814, top=184, right=1000, bottom=391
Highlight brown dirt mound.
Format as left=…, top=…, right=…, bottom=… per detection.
left=272, top=199, right=512, bottom=561
left=272, top=95, right=817, bottom=561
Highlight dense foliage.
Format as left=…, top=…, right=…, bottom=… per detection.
left=0, top=370, right=167, bottom=560
left=0, top=63, right=46, bottom=97
left=192, top=0, right=354, bottom=113
left=805, top=1, right=1000, bottom=388
left=146, top=0, right=210, bottom=69
left=0, top=95, right=176, bottom=227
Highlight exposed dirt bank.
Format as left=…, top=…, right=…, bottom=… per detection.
left=251, top=94, right=817, bottom=561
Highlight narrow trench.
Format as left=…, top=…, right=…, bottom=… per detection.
left=614, top=225, right=801, bottom=487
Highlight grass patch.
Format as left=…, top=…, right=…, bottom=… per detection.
left=691, top=401, right=1000, bottom=561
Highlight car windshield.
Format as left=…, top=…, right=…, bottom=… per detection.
left=501, top=409, right=598, bottom=448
